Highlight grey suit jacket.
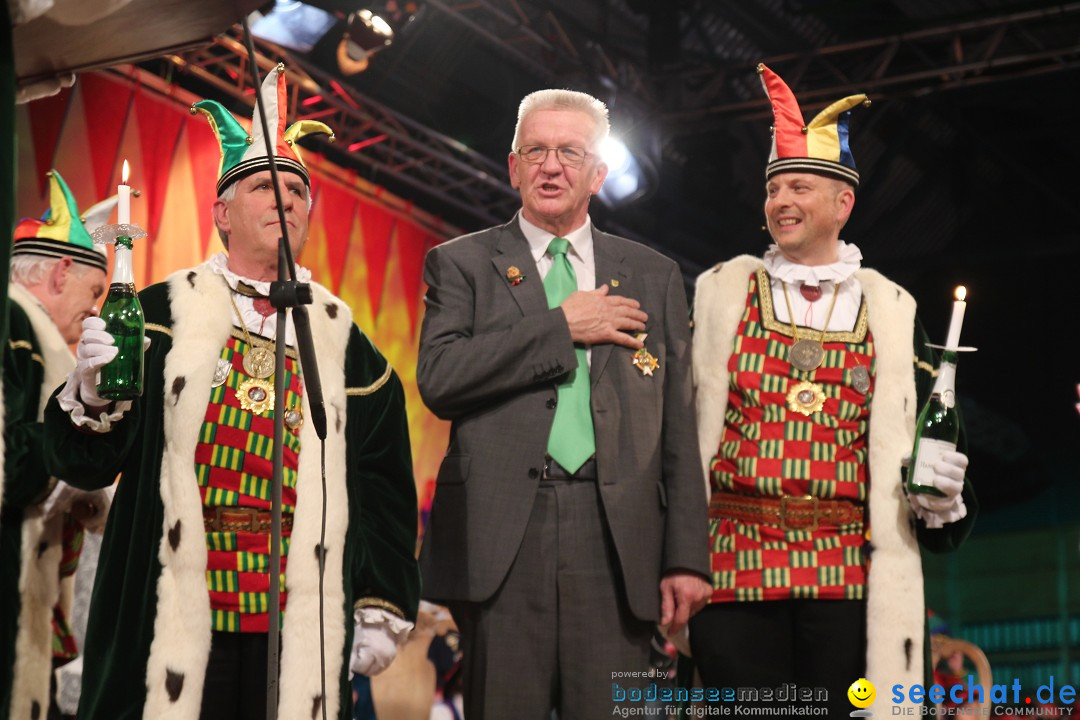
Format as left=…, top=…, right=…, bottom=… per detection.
left=416, top=217, right=708, bottom=621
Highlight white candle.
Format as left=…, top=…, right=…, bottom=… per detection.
left=944, top=285, right=967, bottom=350
left=118, top=160, right=131, bottom=226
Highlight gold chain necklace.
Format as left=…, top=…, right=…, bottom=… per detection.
left=780, top=280, right=840, bottom=372
left=227, top=287, right=276, bottom=380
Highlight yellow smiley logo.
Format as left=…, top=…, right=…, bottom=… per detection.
left=847, top=678, right=876, bottom=708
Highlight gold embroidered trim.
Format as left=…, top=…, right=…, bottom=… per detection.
left=31, top=353, right=44, bottom=366
left=8, top=339, right=33, bottom=351
left=145, top=323, right=172, bottom=337
left=755, top=268, right=869, bottom=343
left=228, top=327, right=298, bottom=360
left=352, top=597, right=406, bottom=618
left=915, top=358, right=938, bottom=377
left=347, top=362, right=392, bottom=396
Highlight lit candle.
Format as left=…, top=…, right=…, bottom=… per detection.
left=944, top=285, right=967, bottom=350
left=118, top=160, right=131, bottom=226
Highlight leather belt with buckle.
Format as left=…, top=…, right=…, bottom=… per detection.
left=203, top=506, right=294, bottom=534
left=543, top=457, right=598, bottom=481
left=709, top=491, right=863, bottom=532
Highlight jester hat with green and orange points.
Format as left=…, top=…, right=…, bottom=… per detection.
left=191, top=62, right=334, bottom=196
left=13, top=170, right=109, bottom=273
left=758, top=63, right=870, bottom=188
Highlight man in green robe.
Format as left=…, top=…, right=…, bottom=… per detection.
left=42, top=66, right=420, bottom=720
left=2, top=170, right=113, bottom=720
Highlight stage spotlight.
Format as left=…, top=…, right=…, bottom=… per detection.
left=250, top=0, right=338, bottom=53
left=598, top=136, right=650, bottom=207
left=337, top=9, right=394, bottom=75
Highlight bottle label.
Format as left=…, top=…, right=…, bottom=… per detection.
left=909, top=437, right=957, bottom=488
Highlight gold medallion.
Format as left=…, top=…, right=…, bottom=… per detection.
left=789, top=339, right=825, bottom=372
left=243, top=345, right=275, bottom=379
left=285, top=406, right=304, bottom=430
left=631, top=334, right=659, bottom=377
left=236, top=378, right=275, bottom=415
left=786, top=380, right=826, bottom=416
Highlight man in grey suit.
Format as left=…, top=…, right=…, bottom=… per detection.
left=417, top=89, right=711, bottom=719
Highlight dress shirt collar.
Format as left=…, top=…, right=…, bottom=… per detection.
left=518, top=213, right=594, bottom=266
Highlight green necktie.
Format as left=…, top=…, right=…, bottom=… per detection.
left=543, top=237, right=595, bottom=473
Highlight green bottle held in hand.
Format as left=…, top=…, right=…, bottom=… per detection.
left=906, top=349, right=959, bottom=497
left=96, top=234, right=145, bottom=400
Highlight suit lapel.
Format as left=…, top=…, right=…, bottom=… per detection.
left=591, top=231, right=632, bottom=387
left=491, top=222, right=548, bottom=317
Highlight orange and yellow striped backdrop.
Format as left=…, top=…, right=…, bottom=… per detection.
left=14, top=69, right=451, bottom=507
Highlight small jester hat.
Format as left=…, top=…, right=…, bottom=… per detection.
left=757, top=63, right=870, bottom=187
left=13, top=170, right=109, bottom=273
left=191, top=62, right=334, bottom=196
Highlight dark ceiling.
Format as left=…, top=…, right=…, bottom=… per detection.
left=136, top=0, right=1080, bottom=519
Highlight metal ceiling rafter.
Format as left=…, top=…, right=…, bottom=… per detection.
left=424, top=0, right=657, bottom=102
left=665, top=3, right=1080, bottom=122
left=152, top=27, right=521, bottom=227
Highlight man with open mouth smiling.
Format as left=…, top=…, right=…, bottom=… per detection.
left=689, top=64, right=977, bottom=717
left=418, top=88, right=711, bottom=719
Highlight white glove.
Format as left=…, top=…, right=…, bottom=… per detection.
left=58, top=318, right=147, bottom=431
left=907, top=450, right=968, bottom=529
left=71, top=316, right=119, bottom=408
left=349, top=607, right=414, bottom=677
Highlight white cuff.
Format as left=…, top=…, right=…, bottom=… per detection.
left=354, top=606, right=414, bottom=644
left=57, top=376, right=130, bottom=433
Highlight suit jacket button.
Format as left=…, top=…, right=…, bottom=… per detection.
left=528, top=468, right=539, bottom=479
left=546, top=398, right=557, bottom=409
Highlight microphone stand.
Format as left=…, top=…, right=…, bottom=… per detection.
left=238, top=20, right=330, bottom=720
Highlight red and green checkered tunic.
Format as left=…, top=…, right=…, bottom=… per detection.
left=708, top=270, right=876, bottom=603
left=196, top=333, right=304, bottom=632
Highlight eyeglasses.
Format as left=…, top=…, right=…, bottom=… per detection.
left=515, top=145, right=593, bottom=168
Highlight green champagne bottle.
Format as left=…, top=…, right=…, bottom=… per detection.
left=906, top=349, right=959, bottom=496
left=96, top=235, right=144, bottom=400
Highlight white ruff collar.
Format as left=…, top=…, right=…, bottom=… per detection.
left=763, top=241, right=863, bottom=286
left=208, top=252, right=311, bottom=293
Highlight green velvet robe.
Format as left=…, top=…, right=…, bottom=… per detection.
left=43, top=262, right=420, bottom=720
left=2, top=285, right=75, bottom=720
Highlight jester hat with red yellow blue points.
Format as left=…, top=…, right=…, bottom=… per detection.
left=758, top=62, right=870, bottom=188
left=13, top=170, right=111, bottom=273
left=191, top=62, right=334, bottom=196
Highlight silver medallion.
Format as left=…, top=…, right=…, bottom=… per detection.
left=212, top=358, right=232, bottom=388
left=285, top=407, right=304, bottom=430
left=851, top=365, right=871, bottom=394
left=789, top=339, right=825, bottom=372
left=242, top=345, right=275, bottom=379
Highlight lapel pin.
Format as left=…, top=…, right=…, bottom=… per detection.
left=611, top=279, right=620, bottom=288
left=506, top=266, right=525, bottom=286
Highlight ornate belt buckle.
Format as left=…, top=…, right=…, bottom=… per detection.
left=779, top=495, right=818, bottom=532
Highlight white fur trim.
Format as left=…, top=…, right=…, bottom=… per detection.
left=7, top=285, right=76, bottom=718
left=141, top=263, right=353, bottom=719
left=692, top=255, right=761, bottom=498
left=692, top=261, right=927, bottom=702
left=857, top=268, right=925, bottom=702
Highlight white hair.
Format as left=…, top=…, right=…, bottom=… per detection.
left=511, top=89, right=610, bottom=152
left=10, top=254, right=93, bottom=286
